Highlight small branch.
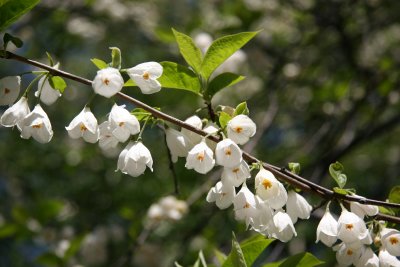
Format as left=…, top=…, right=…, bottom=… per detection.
left=163, top=129, right=180, bottom=195
left=2, top=51, right=400, bottom=221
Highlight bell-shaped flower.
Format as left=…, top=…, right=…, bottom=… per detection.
left=227, top=114, right=256, bottom=145
left=92, top=67, right=124, bottom=98
left=19, top=104, right=53, bottom=143
left=185, top=140, right=215, bottom=174
left=355, top=247, right=379, bottom=267
left=127, top=62, right=163, bottom=94
left=249, top=196, right=274, bottom=235
left=215, top=138, right=242, bottom=168
left=35, top=69, right=62, bottom=105
left=66, top=107, right=99, bottom=143
left=165, top=127, right=192, bottom=163
left=350, top=201, right=379, bottom=219
left=337, top=209, right=372, bottom=246
left=117, top=141, right=153, bottom=177
left=286, top=190, right=313, bottom=224
left=269, top=211, right=297, bottom=242
left=316, top=206, right=338, bottom=247
left=221, top=161, right=251, bottom=187
left=255, top=168, right=287, bottom=210
left=333, top=242, right=362, bottom=266
left=181, top=115, right=203, bottom=145
left=379, top=249, right=400, bottom=267
left=203, top=122, right=219, bottom=150
left=1, top=96, right=30, bottom=128
left=206, top=181, right=235, bottom=209
left=98, top=121, right=119, bottom=150
left=381, top=228, right=400, bottom=257
left=233, top=184, right=257, bottom=227
left=108, top=104, right=140, bottom=142
left=0, top=76, right=20, bottom=106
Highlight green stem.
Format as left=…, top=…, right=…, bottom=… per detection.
left=137, top=115, right=151, bottom=141
left=23, top=73, right=45, bottom=98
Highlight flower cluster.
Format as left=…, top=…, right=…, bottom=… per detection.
left=145, top=195, right=188, bottom=227
left=316, top=202, right=400, bottom=266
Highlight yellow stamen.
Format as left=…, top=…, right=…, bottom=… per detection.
left=142, top=71, right=150, bottom=80
left=32, top=123, right=42, bottom=129
left=80, top=123, right=87, bottom=132
left=347, top=249, right=353, bottom=256
left=4, top=88, right=10, bottom=94
left=119, top=122, right=125, bottom=127
left=390, top=237, right=399, bottom=245
left=197, top=152, right=205, bottom=161
left=232, top=168, right=240, bottom=174
left=243, top=202, right=250, bottom=209
left=345, top=224, right=354, bottom=230
left=103, top=78, right=110, bottom=85
left=262, top=179, right=272, bottom=189
left=225, top=148, right=232, bottom=156
left=235, top=127, right=243, bottom=133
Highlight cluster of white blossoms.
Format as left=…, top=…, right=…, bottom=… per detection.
left=145, top=195, right=188, bottom=227
left=316, top=202, right=400, bottom=266
left=165, top=110, right=313, bottom=243
left=0, top=62, right=162, bottom=179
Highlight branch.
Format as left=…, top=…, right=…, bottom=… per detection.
left=2, top=51, right=400, bottom=223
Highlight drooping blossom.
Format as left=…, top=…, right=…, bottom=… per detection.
left=185, top=140, right=215, bottom=174
left=286, top=190, right=312, bottom=224
left=0, top=76, right=20, bottom=106
left=108, top=104, right=140, bottom=142
left=165, top=127, right=192, bottom=163
left=221, top=160, right=251, bottom=187
left=19, top=104, right=53, bottom=143
left=66, top=107, right=99, bottom=143
left=117, top=141, right=153, bottom=177
left=92, top=67, right=124, bottom=98
left=215, top=138, right=242, bottom=168
left=227, top=114, right=256, bottom=145
left=127, top=62, right=163, bottom=94
left=316, top=206, right=338, bottom=247
left=255, top=168, right=287, bottom=210
left=206, top=181, right=235, bottom=209
left=0, top=96, right=30, bottom=128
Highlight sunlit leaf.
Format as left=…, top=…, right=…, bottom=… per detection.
left=0, top=0, right=40, bottom=31
left=278, top=252, right=324, bottom=267
left=288, top=162, right=301, bottom=175
left=172, top=28, right=203, bottom=73
left=389, top=186, right=400, bottom=204
left=329, top=161, right=347, bottom=189
left=205, top=73, right=245, bottom=100
left=49, top=76, right=67, bottom=93
left=110, top=47, right=121, bottom=69
left=233, top=102, right=249, bottom=117
left=219, top=111, right=232, bottom=129
left=91, top=58, right=108, bottom=69
left=222, top=233, right=247, bottom=267
left=200, top=31, right=259, bottom=80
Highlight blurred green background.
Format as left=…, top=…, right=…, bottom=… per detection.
left=0, top=0, right=400, bottom=266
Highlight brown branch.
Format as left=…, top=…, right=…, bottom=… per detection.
left=2, top=51, right=400, bottom=221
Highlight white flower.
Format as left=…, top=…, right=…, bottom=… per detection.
left=350, top=202, right=379, bottom=219
left=203, top=122, right=219, bottom=150
left=333, top=242, right=362, bottom=266
left=316, top=207, right=338, bottom=247
left=98, top=121, right=119, bottom=150
left=227, top=114, right=256, bottom=145
left=181, top=115, right=203, bottom=145
left=379, top=249, right=400, bottom=267
left=221, top=161, right=251, bottom=187
left=108, top=104, right=140, bottom=142
left=269, top=211, right=297, bottom=242
left=0, top=76, right=20, bottom=106
left=381, top=228, right=400, bottom=257
left=355, top=247, right=379, bottom=267
left=36, top=69, right=62, bottom=105
left=337, top=209, right=372, bottom=246
left=127, top=62, right=163, bottom=94
left=206, top=181, right=235, bottom=209
left=19, top=104, right=53, bottom=143
left=165, top=127, right=192, bottom=163
left=65, top=107, right=99, bottom=143
left=117, top=141, right=153, bottom=177
left=1, top=96, right=30, bottom=128
left=92, top=67, right=124, bottom=98
left=286, top=190, right=312, bottom=224
left=185, top=140, right=215, bottom=174
left=255, top=169, right=287, bottom=210
left=215, top=138, right=242, bottom=168
left=233, top=184, right=257, bottom=227
left=249, top=196, right=274, bottom=235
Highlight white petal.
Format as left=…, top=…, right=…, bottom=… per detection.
left=0, top=76, right=21, bottom=106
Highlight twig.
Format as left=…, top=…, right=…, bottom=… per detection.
left=2, top=51, right=400, bottom=222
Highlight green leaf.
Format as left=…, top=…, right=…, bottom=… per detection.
left=379, top=206, right=396, bottom=216
left=200, top=31, right=259, bottom=80
left=205, top=73, right=245, bottom=100
left=219, top=111, right=232, bottom=129
left=0, top=0, right=40, bottom=32
left=174, top=262, right=184, bottom=267
left=48, top=76, right=67, bottom=93
left=389, top=186, right=400, bottom=204
left=198, top=250, right=207, bottom=267
left=329, top=161, right=347, bottom=189
left=35, top=253, right=62, bottom=266
left=0, top=224, right=18, bottom=238
left=91, top=58, right=108, bottom=69
left=63, top=234, right=85, bottom=260
left=172, top=28, right=203, bottom=73
left=333, top=187, right=349, bottom=196
left=214, top=249, right=227, bottom=266
left=288, top=162, right=301, bottom=175
left=240, top=235, right=275, bottom=266
left=3, top=32, right=23, bottom=49
left=278, top=252, right=324, bottom=267
left=233, top=102, right=249, bottom=117
left=131, top=108, right=152, bottom=122
left=110, top=47, right=121, bottom=69
left=158, top=61, right=202, bottom=94
left=222, top=233, right=247, bottom=267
